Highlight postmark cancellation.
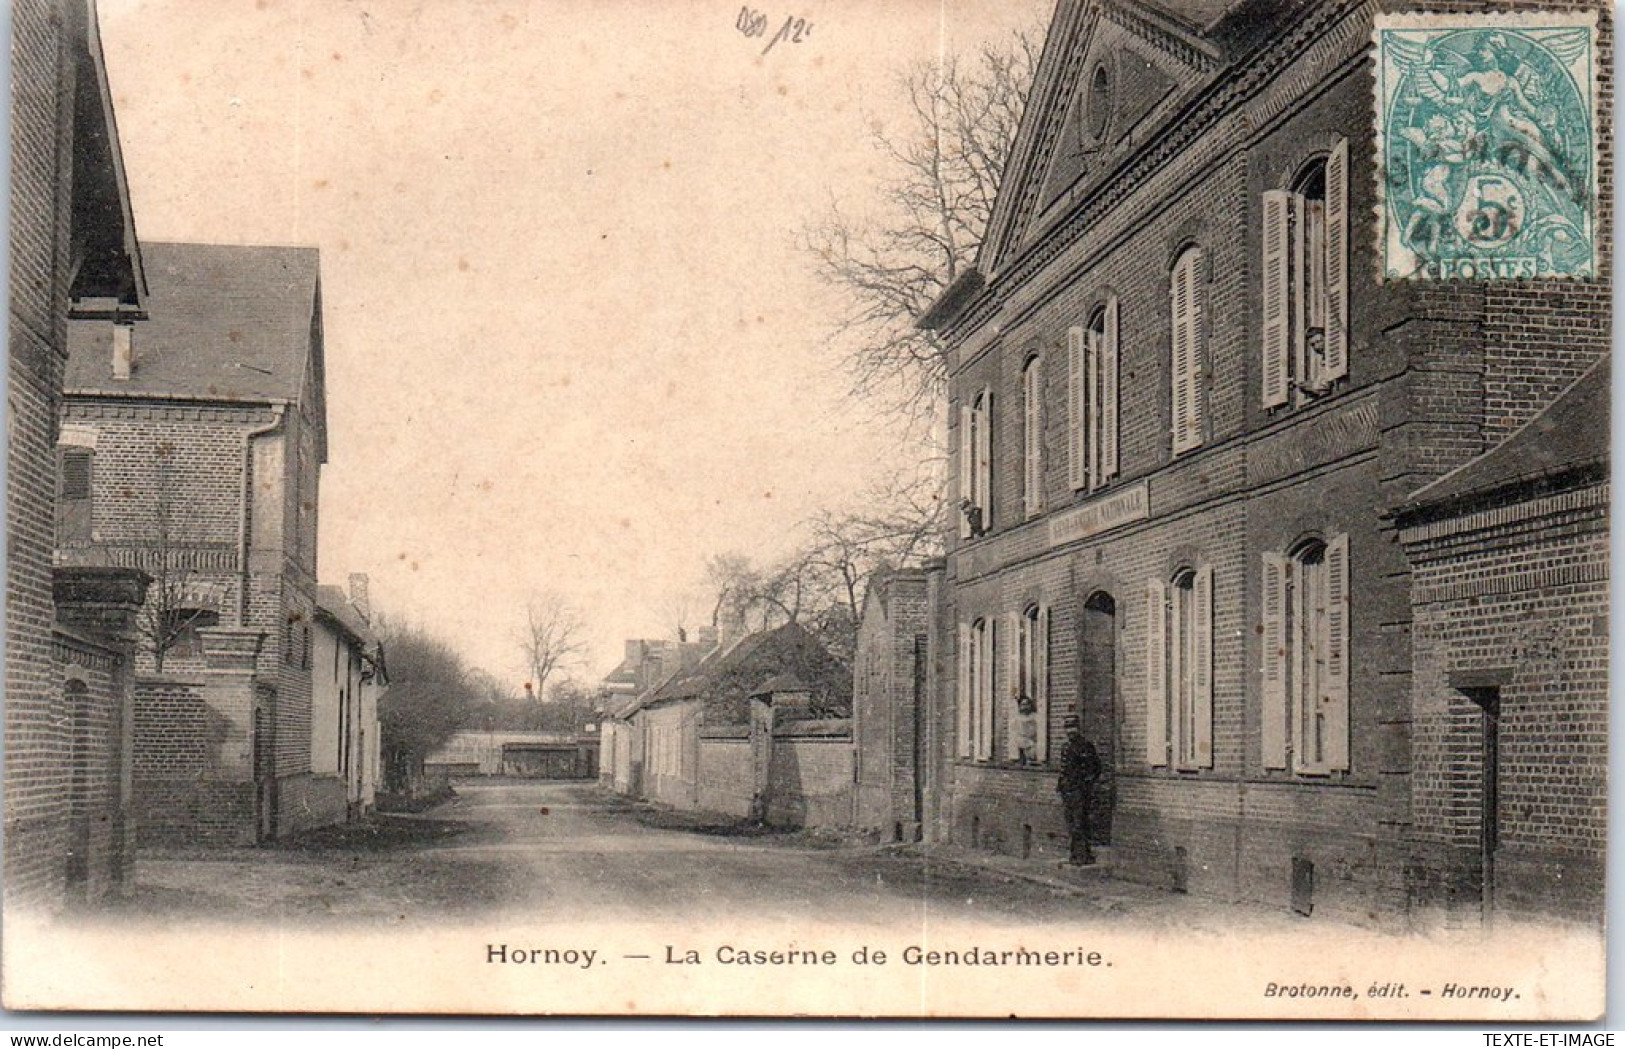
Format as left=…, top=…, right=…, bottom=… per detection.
left=1375, top=11, right=1598, bottom=280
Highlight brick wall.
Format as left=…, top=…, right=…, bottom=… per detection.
left=696, top=736, right=752, bottom=818
left=765, top=732, right=853, bottom=829
left=852, top=570, right=932, bottom=839
left=7, top=0, right=80, bottom=909
left=1403, top=487, right=1608, bottom=923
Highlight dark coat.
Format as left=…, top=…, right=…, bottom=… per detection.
left=1057, top=734, right=1101, bottom=795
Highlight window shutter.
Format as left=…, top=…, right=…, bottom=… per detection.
left=1260, top=552, right=1288, bottom=770
left=978, top=618, right=996, bottom=761
left=1036, top=605, right=1051, bottom=762
left=1101, top=297, right=1120, bottom=483
left=1170, top=259, right=1192, bottom=452
left=975, top=390, right=993, bottom=531
left=1324, top=533, right=1350, bottom=772
left=1187, top=254, right=1205, bottom=447
left=1024, top=362, right=1042, bottom=517
left=1324, top=138, right=1349, bottom=382
left=1171, top=251, right=1203, bottom=453
left=1144, top=580, right=1168, bottom=767
left=957, top=621, right=972, bottom=758
left=1006, top=611, right=1022, bottom=761
left=958, top=405, right=974, bottom=539
left=1193, top=564, right=1214, bottom=769
left=1261, top=190, right=1292, bottom=409
left=1085, top=326, right=1101, bottom=487
left=1067, top=327, right=1085, bottom=490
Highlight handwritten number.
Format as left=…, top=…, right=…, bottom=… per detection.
left=738, top=9, right=812, bottom=54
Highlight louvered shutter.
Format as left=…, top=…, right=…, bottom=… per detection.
left=1261, top=190, right=1292, bottom=409
left=1067, top=327, right=1085, bottom=490
left=1144, top=580, right=1168, bottom=767
left=978, top=618, right=996, bottom=760
left=958, top=405, right=974, bottom=538
left=1170, top=259, right=1192, bottom=452
left=1193, top=564, right=1214, bottom=769
left=1085, top=326, right=1101, bottom=487
left=1324, top=139, right=1349, bottom=383
left=1171, top=251, right=1203, bottom=453
left=975, top=391, right=993, bottom=531
left=1324, top=533, right=1350, bottom=772
left=957, top=621, right=972, bottom=757
left=1101, top=297, right=1120, bottom=483
left=1260, top=552, right=1289, bottom=770
left=1006, top=611, right=1023, bottom=761
left=1036, top=605, right=1051, bottom=762
left=1024, top=362, right=1042, bottom=517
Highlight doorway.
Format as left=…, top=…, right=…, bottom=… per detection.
left=1079, top=591, right=1117, bottom=845
left=253, top=695, right=276, bottom=843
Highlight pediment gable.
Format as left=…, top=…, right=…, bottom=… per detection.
left=979, top=0, right=1225, bottom=276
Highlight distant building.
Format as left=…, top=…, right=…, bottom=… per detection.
left=599, top=631, right=714, bottom=796
left=6, top=0, right=150, bottom=910
left=60, top=241, right=335, bottom=843
left=312, top=578, right=387, bottom=820
left=1394, top=360, right=1608, bottom=924
left=427, top=730, right=598, bottom=780
left=612, top=621, right=855, bottom=828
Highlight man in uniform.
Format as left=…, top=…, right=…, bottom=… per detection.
left=1056, top=719, right=1102, bottom=865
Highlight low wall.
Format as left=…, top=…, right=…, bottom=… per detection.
left=697, top=735, right=752, bottom=818
left=277, top=774, right=348, bottom=837
left=694, top=721, right=854, bottom=829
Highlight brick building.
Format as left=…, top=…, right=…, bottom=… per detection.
left=1394, top=359, right=1608, bottom=924
left=920, top=0, right=1609, bottom=921
left=6, top=0, right=150, bottom=910
left=851, top=565, right=945, bottom=843
left=60, top=240, right=335, bottom=843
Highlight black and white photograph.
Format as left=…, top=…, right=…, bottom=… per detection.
left=2, top=0, right=1610, bottom=1020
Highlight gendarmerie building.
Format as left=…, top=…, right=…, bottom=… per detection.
left=919, top=0, right=1609, bottom=922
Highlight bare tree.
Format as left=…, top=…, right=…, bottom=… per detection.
left=803, top=29, right=1040, bottom=429
left=135, top=443, right=219, bottom=673
left=518, top=594, right=585, bottom=705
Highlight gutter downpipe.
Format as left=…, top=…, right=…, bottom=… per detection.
left=238, top=404, right=286, bottom=623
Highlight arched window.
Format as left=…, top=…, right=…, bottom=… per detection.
left=1146, top=565, right=1213, bottom=770
left=1261, top=140, right=1349, bottom=408
left=958, top=388, right=993, bottom=538
left=1022, top=355, right=1043, bottom=517
left=957, top=617, right=993, bottom=761
left=1170, top=247, right=1206, bottom=454
left=1068, top=299, right=1120, bottom=492
left=1262, top=535, right=1350, bottom=774
left=1007, top=604, right=1050, bottom=764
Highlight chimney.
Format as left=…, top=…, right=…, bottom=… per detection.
left=695, top=625, right=719, bottom=650
left=347, top=572, right=371, bottom=621
left=624, top=639, right=643, bottom=665
left=111, top=324, right=133, bottom=380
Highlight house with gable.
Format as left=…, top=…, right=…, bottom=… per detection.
left=7, top=0, right=151, bottom=910
left=919, top=0, right=1609, bottom=921
left=59, top=240, right=338, bottom=843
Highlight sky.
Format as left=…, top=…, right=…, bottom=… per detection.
left=96, top=0, right=1048, bottom=684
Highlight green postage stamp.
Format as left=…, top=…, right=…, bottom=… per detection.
left=1375, top=12, right=1598, bottom=280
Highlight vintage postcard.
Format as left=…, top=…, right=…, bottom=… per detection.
left=3, top=0, right=1609, bottom=1021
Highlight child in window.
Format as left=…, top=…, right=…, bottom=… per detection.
left=1015, top=693, right=1040, bottom=764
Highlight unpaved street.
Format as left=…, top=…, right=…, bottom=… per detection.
left=105, top=780, right=1283, bottom=934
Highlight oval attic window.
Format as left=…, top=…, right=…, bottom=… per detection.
left=1086, top=64, right=1112, bottom=142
